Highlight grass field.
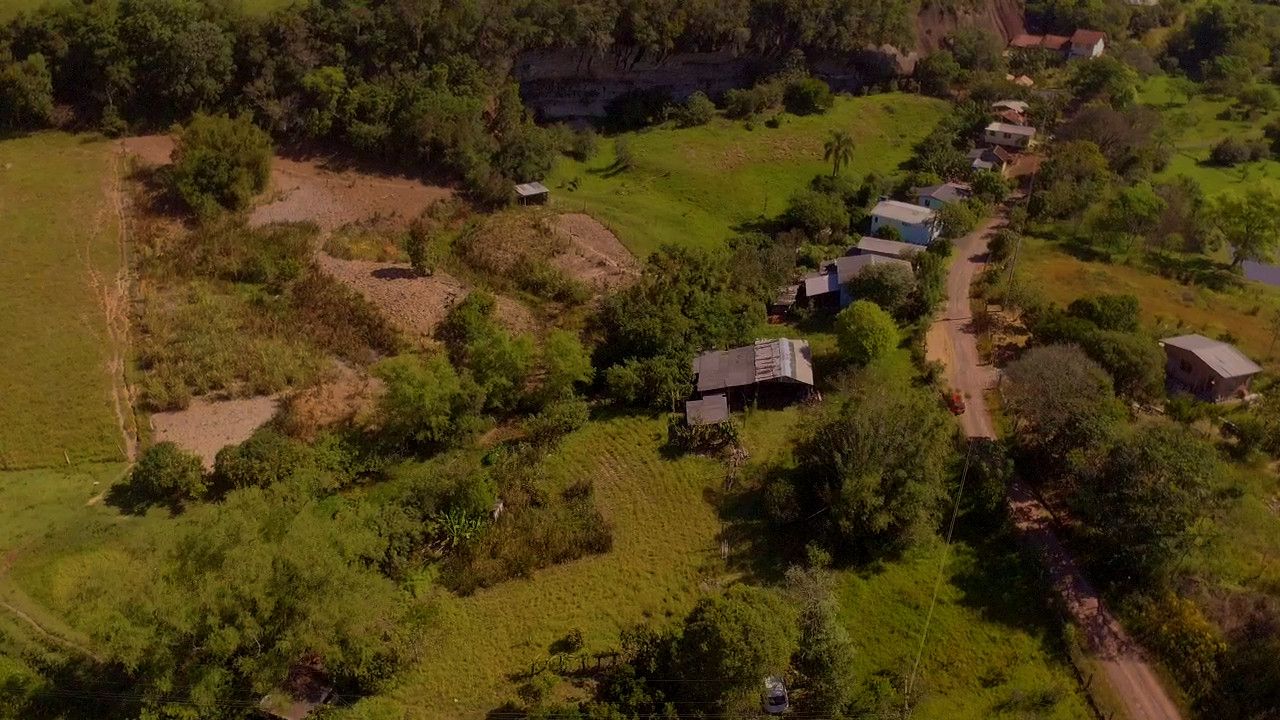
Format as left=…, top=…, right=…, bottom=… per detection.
left=1017, top=236, right=1280, bottom=370
left=1139, top=75, right=1280, bottom=196
left=0, top=133, right=126, bottom=468
left=546, top=94, right=949, bottom=258
left=348, top=394, right=1090, bottom=720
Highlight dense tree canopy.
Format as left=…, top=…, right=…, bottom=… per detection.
left=787, top=371, right=956, bottom=556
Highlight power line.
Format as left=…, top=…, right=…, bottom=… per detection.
left=902, top=440, right=975, bottom=713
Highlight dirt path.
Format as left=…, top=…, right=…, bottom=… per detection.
left=928, top=211, right=1183, bottom=720
left=85, top=145, right=139, bottom=462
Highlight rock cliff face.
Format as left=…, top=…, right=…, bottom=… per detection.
left=515, top=0, right=1025, bottom=121
left=915, top=0, right=1026, bottom=54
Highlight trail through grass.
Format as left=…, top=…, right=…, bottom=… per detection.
left=546, top=94, right=948, bottom=258
left=0, top=133, right=126, bottom=469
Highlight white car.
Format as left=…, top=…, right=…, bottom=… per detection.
left=762, top=676, right=789, bottom=715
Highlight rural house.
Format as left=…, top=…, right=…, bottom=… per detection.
left=992, top=99, right=1029, bottom=116
left=968, top=146, right=1013, bottom=175
left=915, top=182, right=972, bottom=210
left=795, top=253, right=914, bottom=310
left=1069, top=29, right=1106, bottom=59
left=983, top=122, right=1037, bottom=150
left=1008, top=33, right=1071, bottom=53
left=514, top=181, right=549, bottom=204
left=1160, top=334, right=1262, bottom=403
left=687, top=338, right=814, bottom=421
left=852, top=235, right=919, bottom=260
left=869, top=199, right=939, bottom=245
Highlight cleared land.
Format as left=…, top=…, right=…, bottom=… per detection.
left=0, top=133, right=128, bottom=469
left=1139, top=75, right=1280, bottom=196
left=546, top=93, right=949, bottom=257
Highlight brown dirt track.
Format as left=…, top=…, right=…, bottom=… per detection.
left=550, top=213, right=639, bottom=293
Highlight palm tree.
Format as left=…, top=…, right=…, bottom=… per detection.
left=823, top=130, right=855, bottom=177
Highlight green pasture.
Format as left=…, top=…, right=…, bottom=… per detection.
left=0, top=133, right=126, bottom=469
left=546, top=94, right=948, bottom=258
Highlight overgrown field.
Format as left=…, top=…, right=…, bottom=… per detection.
left=0, top=133, right=126, bottom=468
left=1017, top=236, right=1280, bottom=370
left=1139, top=75, right=1280, bottom=196
left=546, top=93, right=949, bottom=258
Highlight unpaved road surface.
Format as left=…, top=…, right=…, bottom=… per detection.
left=929, top=213, right=1182, bottom=720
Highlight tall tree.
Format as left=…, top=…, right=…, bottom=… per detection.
left=823, top=129, right=855, bottom=177
left=1212, top=188, right=1280, bottom=268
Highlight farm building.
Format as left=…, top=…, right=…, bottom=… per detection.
left=1009, top=33, right=1070, bottom=53
left=514, top=181, right=549, bottom=204
left=684, top=393, right=730, bottom=426
left=1069, top=29, right=1106, bottom=59
left=852, top=235, right=919, bottom=260
left=689, top=339, right=814, bottom=414
left=1160, top=334, right=1262, bottom=403
left=796, top=253, right=914, bottom=310
left=968, top=146, right=1013, bottom=175
left=992, top=100, right=1029, bottom=115
left=869, top=199, right=939, bottom=245
left=915, top=182, right=972, bottom=210
left=983, top=122, right=1036, bottom=149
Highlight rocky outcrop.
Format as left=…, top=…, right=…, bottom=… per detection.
left=515, top=0, right=1025, bottom=121
left=915, top=0, right=1026, bottom=53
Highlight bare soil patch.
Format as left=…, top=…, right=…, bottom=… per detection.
left=151, top=395, right=281, bottom=468
left=279, top=363, right=381, bottom=441
left=121, top=135, right=452, bottom=232
left=318, top=255, right=536, bottom=344
left=549, top=213, right=639, bottom=293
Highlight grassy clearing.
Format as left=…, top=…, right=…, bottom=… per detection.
left=0, top=133, right=125, bottom=469
left=836, top=534, right=1092, bottom=719
left=1017, top=236, right=1280, bottom=370
left=545, top=94, right=949, bottom=258
left=0, top=463, right=130, bottom=653
left=1139, top=75, right=1280, bottom=196
left=1185, top=461, right=1280, bottom=597
left=373, top=414, right=725, bottom=719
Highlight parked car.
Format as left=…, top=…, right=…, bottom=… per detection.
left=762, top=676, right=789, bottom=715
left=946, top=390, right=966, bottom=415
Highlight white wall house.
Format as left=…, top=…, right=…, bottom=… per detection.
left=983, top=122, right=1036, bottom=149
left=1069, top=29, right=1106, bottom=59
left=869, top=200, right=939, bottom=246
left=915, top=182, right=972, bottom=210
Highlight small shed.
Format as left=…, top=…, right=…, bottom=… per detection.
left=514, top=181, right=550, bottom=205
left=259, top=662, right=333, bottom=720
left=1160, top=334, right=1262, bottom=403
left=685, top=393, right=730, bottom=426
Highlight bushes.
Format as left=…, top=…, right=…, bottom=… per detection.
left=1125, top=592, right=1225, bottom=703
left=835, top=300, right=897, bottom=366
left=124, top=442, right=207, bottom=505
left=372, top=354, right=484, bottom=449
left=1208, top=136, right=1270, bottom=167
left=169, top=113, right=272, bottom=218
left=782, top=77, right=834, bottom=116
left=675, top=91, right=715, bottom=127
left=785, top=189, right=850, bottom=238
left=444, top=476, right=613, bottom=594
left=212, top=428, right=313, bottom=491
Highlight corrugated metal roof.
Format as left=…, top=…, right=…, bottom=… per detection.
left=916, top=182, right=971, bottom=204
left=692, top=339, right=814, bottom=393
left=514, top=181, right=549, bottom=196
left=830, top=254, right=912, bottom=285
left=1161, top=334, right=1262, bottom=379
left=854, top=236, right=918, bottom=259
left=992, top=100, right=1029, bottom=113
left=871, top=199, right=935, bottom=225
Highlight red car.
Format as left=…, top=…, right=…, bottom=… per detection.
left=946, top=391, right=966, bottom=415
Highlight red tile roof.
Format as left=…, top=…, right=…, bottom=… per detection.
left=1071, top=29, right=1106, bottom=46
left=1041, top=34, right=1071, bottom=50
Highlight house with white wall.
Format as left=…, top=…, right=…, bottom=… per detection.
left=869, top=200, right=939, bottom=246
left=983, top=122, right=1036, bottom=150
left=1069, top=29, right=1106, bottom=59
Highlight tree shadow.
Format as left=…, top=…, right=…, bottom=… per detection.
left=103, top=478, right=183, bottom=517
left=370, top=266, right=417, bottom=280
left=1144, top=251, right=1241, bottom=290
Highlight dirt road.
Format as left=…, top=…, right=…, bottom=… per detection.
left=928, top=217, right=1183, bottom=720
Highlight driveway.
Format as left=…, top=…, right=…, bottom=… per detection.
left=927, top=213, right=1183, bottom=720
